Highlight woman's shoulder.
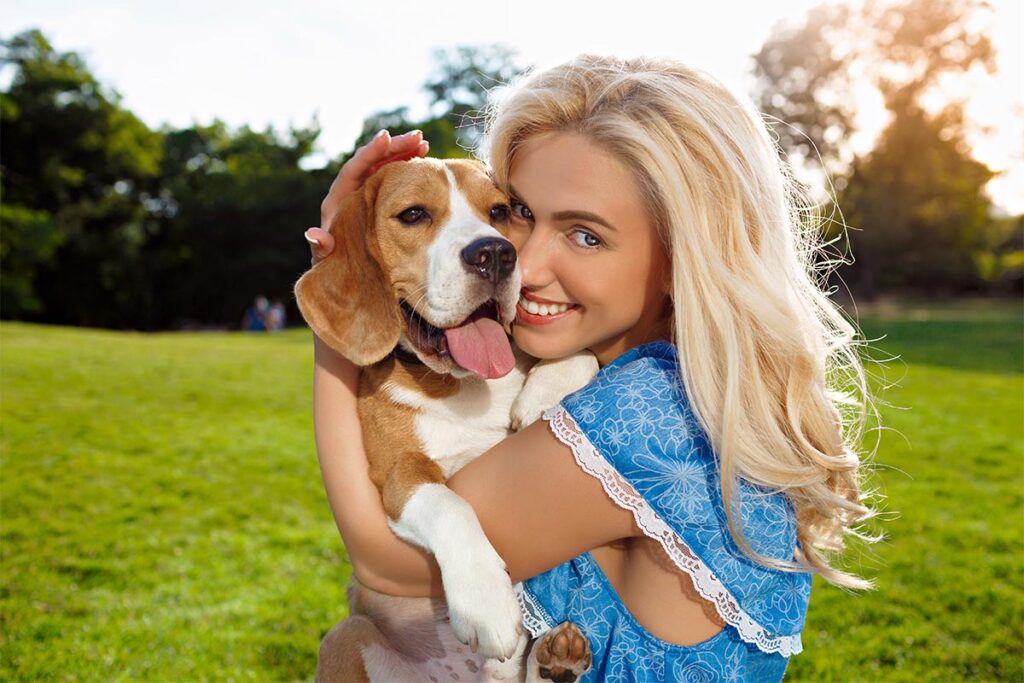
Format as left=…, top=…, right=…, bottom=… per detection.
left=558, top=340, right=691, bottom=434
left=540, top=340, right=811, bottom=653
left=554, top=341, right=710, bottom=476
left=549, top=341, right=798, bottom=559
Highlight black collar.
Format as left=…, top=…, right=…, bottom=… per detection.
left=391, top=345, right=427, bottom=367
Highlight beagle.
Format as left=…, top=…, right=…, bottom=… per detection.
left=295, top=158, right=597, bottom=682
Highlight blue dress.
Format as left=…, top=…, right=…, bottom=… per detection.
left=515, top=341, right=812, bottom=682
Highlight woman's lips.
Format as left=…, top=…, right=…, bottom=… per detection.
left=516, top=294, right=580, bottom=326
left=520, top=290, right=570, bottom=305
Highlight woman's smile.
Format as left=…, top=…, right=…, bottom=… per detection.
left=516, top=290, right=581, bottom=325
left=505, top=132, right=672, bottom=365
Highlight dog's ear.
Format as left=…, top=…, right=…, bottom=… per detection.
left=294, top=185, right=402, bottom=365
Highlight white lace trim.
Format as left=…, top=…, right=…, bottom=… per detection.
left=542, top=405, right=803, bottom=657
left=514, top=582, right=554, bottom=638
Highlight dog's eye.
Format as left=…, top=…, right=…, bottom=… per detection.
left=490, top=204, right=511, bottom=223
left=397, top=207, right=428, bottom=225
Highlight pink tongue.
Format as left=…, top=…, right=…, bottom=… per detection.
left=444, top=317, right=515, bottom=379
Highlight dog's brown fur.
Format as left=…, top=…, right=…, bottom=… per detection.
left=298, top=158, right=594, bottom=681
left=358, top=359, right=457, bottom=515
left=296, top=159, right=508, bottom=365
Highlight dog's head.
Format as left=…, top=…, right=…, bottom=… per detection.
left=295, top=157, right=520, bottom=379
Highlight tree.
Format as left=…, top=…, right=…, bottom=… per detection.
left=753, top=0, right=996, bottom=176
left=423, top=44, right=524, bottom=149
left=1, top=29, right=163, bottom=325
left=753, top=0, right=1006, bottom=296
left=0, top=37, right=529, bottom=328
left=343, top=44, right=527, bottom=163
left=145, top=121, right=329, bottom=329
left=752, top=2, right=860, bottom=175
left=840, top=99, right=995, bottom=295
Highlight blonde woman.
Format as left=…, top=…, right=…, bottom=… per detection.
left=307, top=55, right=875, bottom=681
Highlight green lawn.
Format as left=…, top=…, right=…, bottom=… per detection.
left=2, top=301, right=1021, bottom=681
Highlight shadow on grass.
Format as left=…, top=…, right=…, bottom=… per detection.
left=857, top=316, right=1023, bottom=376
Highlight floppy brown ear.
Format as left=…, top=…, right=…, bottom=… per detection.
left=294, top=187, right=402, bottom=366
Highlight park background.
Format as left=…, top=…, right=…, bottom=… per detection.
left=2, top=0, right=1022, bottom=680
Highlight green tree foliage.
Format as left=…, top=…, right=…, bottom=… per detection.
left=753, top=0, right=1016, bottom=296
left=1, top=35, right=526, bottom=328
left=424, top=44, right=524, bottom=148
left=1, top=30, right=162, bottom=323
left=346, top=106, right=468, bottom=162
left=841, top=100, right=995, bottom=294
left=141, top=121, right=330, bottom=329
left=346, top=44, right=526, bottom=160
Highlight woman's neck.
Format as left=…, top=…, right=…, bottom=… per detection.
left=591, top=312, right=673, bottom=367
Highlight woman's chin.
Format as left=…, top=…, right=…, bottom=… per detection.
left=512, top=326, right=582, bottom=360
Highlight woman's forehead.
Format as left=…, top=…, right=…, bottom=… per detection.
left=509, top=132, right=645, bottom=220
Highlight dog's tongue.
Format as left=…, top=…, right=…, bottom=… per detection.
left=444, top=316, right=515, bottom=379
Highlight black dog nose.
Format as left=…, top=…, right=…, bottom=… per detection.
left=460, top=237, right=516, bottom=283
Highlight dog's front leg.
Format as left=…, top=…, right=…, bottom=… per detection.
left=380, top=461, right=524, bottom=662
left=511, top=351, right=600, bottom=431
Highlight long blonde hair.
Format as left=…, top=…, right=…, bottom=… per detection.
left=481, top=55, right=878, bottom=589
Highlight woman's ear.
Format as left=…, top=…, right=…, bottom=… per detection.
left=294, top=187, right=403, bottom=365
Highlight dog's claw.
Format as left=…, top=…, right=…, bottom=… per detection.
left=470, top=636, right=479, bottom=654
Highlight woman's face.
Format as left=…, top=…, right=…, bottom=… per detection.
left=506, top=132, right=672, bottom=366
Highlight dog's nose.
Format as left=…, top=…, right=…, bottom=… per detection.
left=460, top=237, right=517, bottom=283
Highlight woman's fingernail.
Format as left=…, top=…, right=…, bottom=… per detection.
left=304, top=229, right=320, bottom=245
left=374, top=129, right=387, bottom=140
left=407, top=129, right=422, bottom=137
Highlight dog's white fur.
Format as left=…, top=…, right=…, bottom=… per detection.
left=301, top=159, right=598, bottom=681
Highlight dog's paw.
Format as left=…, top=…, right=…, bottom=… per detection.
left=530, top=622, right=592, bottom=683
left=511, top=353, right=599, bottom=431
left=444, top=548, right=524, bottom=661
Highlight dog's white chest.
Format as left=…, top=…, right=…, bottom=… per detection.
left=384, top=366, right=528, bottom=478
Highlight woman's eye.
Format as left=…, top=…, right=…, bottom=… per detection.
left=511, top=200, right=534, bottom=222
left=490, top=204, right=510, bottom=222
left=571, top=229, right=602, bottom=249
left=397, top=207, right=428, bottom=225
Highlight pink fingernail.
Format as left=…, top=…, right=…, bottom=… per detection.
left=304, top=230, right=320, bottom=245
left=374, top=129, right=387, bottom=140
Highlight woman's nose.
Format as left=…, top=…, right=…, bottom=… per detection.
left=515, top=229, right=555, bottom=289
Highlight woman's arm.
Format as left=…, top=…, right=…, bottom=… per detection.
left=313, top=331, right=638, bottom=597
left=308, top=128, right=638, bottom=598
left=312, top=333, right=443, bottom=597
left=309, top=129, right=445, bottom=596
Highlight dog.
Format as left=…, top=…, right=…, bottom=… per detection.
left=295, top=157, right=597, bottom=682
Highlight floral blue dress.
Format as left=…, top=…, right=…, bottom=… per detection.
left=515, top=341, right=812, bottom=682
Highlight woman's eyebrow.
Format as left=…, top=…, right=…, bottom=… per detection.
left=508, top=184, right=618, bottom=233
left=551, top=210, right=618, bottom=232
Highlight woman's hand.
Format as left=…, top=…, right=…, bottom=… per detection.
left=304, top=129, right=429, bottom=263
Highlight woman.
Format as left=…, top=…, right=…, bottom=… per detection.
left=306, top=55, right=876, bottom=681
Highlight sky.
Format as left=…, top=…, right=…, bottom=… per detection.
left=6, top=0, right=1022, bottom=212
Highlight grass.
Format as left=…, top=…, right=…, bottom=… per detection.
left=1, top=300, right=1021, bottom=681
left=1, top=326, right=349, bottom=681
